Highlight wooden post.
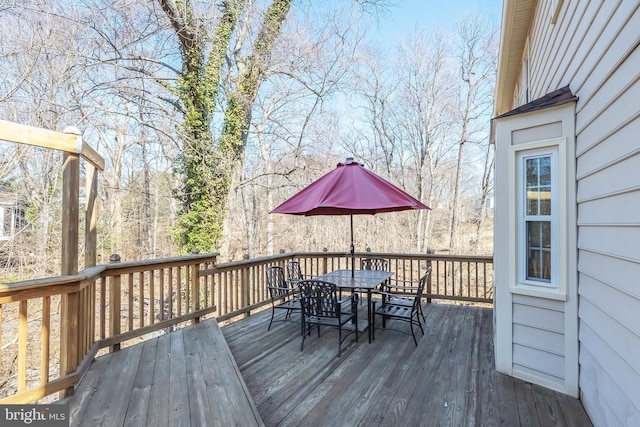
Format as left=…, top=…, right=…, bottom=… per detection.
left=60, top=138, right=80, bottom=397
left=61, top=150, right=80, bottom=274
left=109, top=254, right=122, bottom=352
left=191, top=250, right=200, bottom=324
left=242, top=265, right=250, bottom=318
left=85, top=162, right=98, bottom=268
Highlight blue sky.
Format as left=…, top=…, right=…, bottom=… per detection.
left=373, top=0, right=503, bottom=42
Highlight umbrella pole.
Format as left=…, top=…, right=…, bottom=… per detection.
left=350, top=213, right=355, bottom=277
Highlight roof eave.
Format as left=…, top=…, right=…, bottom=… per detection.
left=494, top=0, right=536, bottom=117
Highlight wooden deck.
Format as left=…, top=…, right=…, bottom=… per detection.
left=66, top=302, right=592, bottom=426
left=223, top=303, right=592, bottom=427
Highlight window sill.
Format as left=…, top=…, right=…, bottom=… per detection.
left=509, top=284, right=567, bottom=301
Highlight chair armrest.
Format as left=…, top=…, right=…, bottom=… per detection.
left=372, top=290, right=401, bottom=299
left=287, top=275, right=313, bottom=285
left=268, top=285, right=293, bottom=291
left=388, top=278, right=420, bottom=286
left=337, top=294, right=355, bottom=305
left=372, top=290, right=415, bottom=310
left=384, top=284, right=420, bottom=292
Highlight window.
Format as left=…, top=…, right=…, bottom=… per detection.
left=3, top=207, right=12, bottom=235
left=498, top=105, right=576, bottom=302
left=519, top=149, right=557, bottom=287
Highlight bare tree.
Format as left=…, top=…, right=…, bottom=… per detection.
left=448, top=12, right=497, bottom=252
left=232, top=3, right=368, bottom=257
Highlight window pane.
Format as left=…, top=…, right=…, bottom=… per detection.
left=540, top=186, right=551, bottom=215
left=526, top=221, right=551, bottom=282
left=527, top=196, right=538, bottom=215
left=526, top=158, right=538, bottom=187
left=539, top=156, right=551, bottom=185
left=525, top=156, right=552, bottom=216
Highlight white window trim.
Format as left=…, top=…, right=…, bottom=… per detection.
left=518, top=148, right=557, bottom=287
left=508, top=137, right=568, bottom=301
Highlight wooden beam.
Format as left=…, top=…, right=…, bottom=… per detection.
left=82, top=140, right=105, bottom=171
left=0, top=119, right=82, bottom=153
left=0, top=120, right=105, bottom=170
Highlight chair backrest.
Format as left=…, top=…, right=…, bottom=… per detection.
left=298, top=280, right=340, bottom=319
left=413, top=267, right=432, bottom=309
left=361, top=257, right=389, bottom=271
left=266, top=266, right=288, bottom=298
left=286, top=260, right=304, bottom=281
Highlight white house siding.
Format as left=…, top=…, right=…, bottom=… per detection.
left=512, top=295, right=565, bottom=384
left=502, top=0, right=640, bottom=425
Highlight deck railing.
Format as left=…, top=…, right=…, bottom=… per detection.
left=0, top=251, right=492, bottom=403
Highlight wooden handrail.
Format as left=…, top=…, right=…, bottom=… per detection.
left=0, top=250, right=492, bottom=403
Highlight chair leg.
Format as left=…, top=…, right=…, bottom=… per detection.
left=268, top=305, right=275, bottom=330
left=409, top=318, right=417, bottom=346
left=419, top=302, right=426, bottom=323
left=417, top=316, right=425, bottom=335
left=371, top=301, right=376, bottom=341
left=354, top=315, right=358, bottom=343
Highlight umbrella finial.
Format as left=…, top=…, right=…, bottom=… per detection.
left=345, top=157, right=354, bottom=164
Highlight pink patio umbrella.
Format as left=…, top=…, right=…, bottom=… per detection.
left=270, top=158, right=431, bottom=276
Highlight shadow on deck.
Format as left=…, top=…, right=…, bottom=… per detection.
left=67, top=303, right=592, bottom=426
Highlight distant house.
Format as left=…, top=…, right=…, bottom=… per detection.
left=0, top=189, right=25, bottom=242
left=493, top=1, right=639, bottom=426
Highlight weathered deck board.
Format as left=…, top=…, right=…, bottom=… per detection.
left=145, top=333, right=171, bottom=427
left=67, top=320, right=263, bottom=427
left=223, top=303, right=592, bottom=427
left=123, top=337, right=158, bottom=426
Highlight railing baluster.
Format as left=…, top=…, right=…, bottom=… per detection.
left=160, top=268, right=166, bottom=321
left=169, top=267, right=174, bottom=319
left=192, top=262, right=199, bottom=323
left=40, top=295, right=50, bottom=387
left=18, top=300, right=27, bottom=392
left=110, top=274, right=121, bottom=352
left=128, top=273, right=134, bottom=332
left=184, top=266, right=190, bottom=315
left=100, top=277, right=106, bottom=340
left=149, top=270, right=155, bottom=326
left=176, top=267, right=182, bottom=317
left=139, top=271, right=145, bottom=328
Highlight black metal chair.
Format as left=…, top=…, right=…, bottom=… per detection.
left=358, top=257, right=390, bottom=301
left=371, top=267, right=432, bottom=346
left=360, top=257, right=389, bottom=271
left=266, top=266, right=301, bottom=331
left=297, top=279, right=358, bottom=357
left=286, top=260, right=312, bottom=286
